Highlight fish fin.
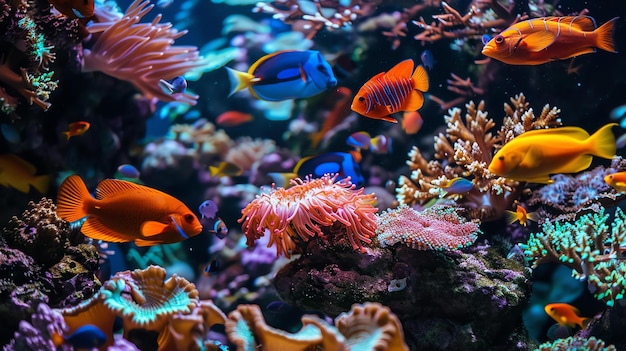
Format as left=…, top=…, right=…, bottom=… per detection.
left=135, top=238, right=162, bottom=247
left=522, top=175, right=555, bottom=184
left=5, top=154, right=36, bottom=174
left=549, top=154, right=593, bottom=175
left=581, top=317, right=591, bottom=330
left=64, top=131, right=71, bottom=141
left=523, top=31, right=557, bottom=52
left=209, top=165, right=221, bottom=177
left=82, top=217, right=134, bottom=243
left=141, top=221, right=170, bottom=237
left=57, top=175, right=93, bottom=222
left=515, top=126, right=590, bottom=141
left=267, top=172, right=298, bottom=188
left=225, top=67, right=257, bottom=97
left=385, top=59, right=414, bottom=78
left=557, top=16, right=597, bottom=31
left=587, top=123, right=617, bottom=159
left=594, top=17, right=618, bottom=53
left=32, top=174, right=50, bottom=193
left=526, top=211, right=540, bottom=223
left=505, top=210, right=519, bottom=224
left=411, top=65, right=429, bottom=92
left=299, top=65, right=308, bottom=82
left=369, top=115, right=398, bottom=123
left=402, top=90, right=425, bottom=111
left=96, top=178, right=162, bottom=199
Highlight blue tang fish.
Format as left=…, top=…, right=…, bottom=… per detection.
left=226, top=50, right=338, bottom=101
left=158, top=76, right=188, bottom=94
left=268, top=152, right=364, bottom=188
left=52, top=324, right=107, bottom=349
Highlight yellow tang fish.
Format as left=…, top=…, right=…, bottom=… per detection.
left=488, top=123, right=617, bottom=183
left=0, top=154, right=50, bottom=193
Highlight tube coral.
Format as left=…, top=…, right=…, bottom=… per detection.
left=82, top=0, right=207, bottom=104
left=238, top=174, right=378, bottom=257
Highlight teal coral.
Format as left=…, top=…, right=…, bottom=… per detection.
left=535, top=336, right=616, bottom=351
left=521, top=207, right=626, bottom=306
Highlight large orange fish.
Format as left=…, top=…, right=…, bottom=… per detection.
left=488, top=124, right=616, bottom=183
left=0, top=154, right=50, bottom=193
left=57, top=175, right=202, bottom=246
left=482, top=16, right=618, bottom=65
left=351, top=59, right=429, bottom=123
left=544, top=303, right=591, bottom=329
left=604, top=171, right=626, bottom=192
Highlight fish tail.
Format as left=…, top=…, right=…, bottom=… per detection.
left=63, top=131, right=71, bottom=141
left=57, top=175, right=92, bottom=222
left=31, top=174, right=50, bottom=193
left=505, top=210, right=519, bottom=225
left=225, top=67, right=256, bottom=97
left=581, top=317, right=592, bottom=329
left=411, top=65, right=429, bottom=93
left=594, top=17, right=619, bottom=53
left=588, top=123, right=617, bottom=159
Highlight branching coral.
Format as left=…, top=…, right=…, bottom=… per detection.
left=520, top=206, right=626, bottom=307
left=396, top=93, right=562, bottom=221
left=239, top=174, right=378, bottom=257
left=82, top=0, right=207, bottom=104
left=535, top=336, right=616, bottom=351
left=376, top=204, right=480, bottom=251
left=225, top=302, right=409, bottom=351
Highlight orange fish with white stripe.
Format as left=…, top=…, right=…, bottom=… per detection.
left=351, top=59, right=429, bottom=123
left=482, top=16, right=618, bottom=65
left=57, top=175, right=202, bottom=246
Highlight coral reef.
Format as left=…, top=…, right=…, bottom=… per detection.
left=535, top=336, right=616, bottom=351
left=239, top=174, right=378, bottom=257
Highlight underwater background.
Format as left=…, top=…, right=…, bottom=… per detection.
left=2, top=0, right=626, bottom=350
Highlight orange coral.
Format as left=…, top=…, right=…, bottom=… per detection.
left=239, top=174, right=378, bottom=257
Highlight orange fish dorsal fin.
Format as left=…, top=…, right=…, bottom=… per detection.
left=141, top=221, right=170, bottom=237
left=81, top=217, right=135, bottom=243
left=385, top=59, right=414, bottom=78
left=95, top=178, right=164, bottom=200
left=411, top=65, right=429, bottom=93
left=523, top=31, right=557, bottom=52
left=563, top=16, right=597, bottom=31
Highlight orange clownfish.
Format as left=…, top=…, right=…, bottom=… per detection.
left=64, top=121, right=90, bottom=140
left=57, top=175, right=202, bottom=246
left=544, top=303, right=591, bottom=329
left=505, top=204, right=538, bottom=226
left=48, top=0, right=94, bottom=18
left=604, top=171, right=626, bottom=192
left=488, top=123, right=617, bottom=183
left=351, top=59, right=429, bottom=123
left=482, top=16, right=618, bottom=65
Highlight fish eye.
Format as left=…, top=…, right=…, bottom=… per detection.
left=358, top=96, right=365, bottom=102
left=184, top=214, right=194, bottom=223
left=495, top=35, right=504, bottom=44
left=317, top=64, right=328, bottom=74
left=498, top=156, right=504, bottom=161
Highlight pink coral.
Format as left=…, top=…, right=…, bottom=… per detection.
left=376, top=205, right=480, bottom=251
left=82, top=0, right=206, bottom=104
left=238, top=174, right=378, bottom=257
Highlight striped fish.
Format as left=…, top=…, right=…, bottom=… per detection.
left=351, top=59, right=429, bottom=123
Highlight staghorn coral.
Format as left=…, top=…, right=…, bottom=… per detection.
left=225, top=302, right=409, bottom=351
left=239, top=174, right=378, bottom=257
left=396, top=93, right=562, bottom=221
left=520, top=206, right=626, bottom=307
left=376, top=204, right=480, bottom=251
left=82, top=0, right=207, bottom=104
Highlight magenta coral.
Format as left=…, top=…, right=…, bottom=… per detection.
left=238, top=174, right=378, bottom=257
left=376, top=205, right=480, bottom=251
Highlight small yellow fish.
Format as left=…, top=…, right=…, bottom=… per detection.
left=488, top=124, right=617, bottom=183
left=209, top=161, right=243, bottom=177
left=505, top=204, right=538, bottom=226
left=604, top=172, right=626, bottom=192
left=0, top=154, right=50, bottom=193
left=544, top=303, right=591, bottom=329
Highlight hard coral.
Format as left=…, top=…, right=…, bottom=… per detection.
left=82, top=0, right=207, bottom=104
left=239, top=174, right=378, bottom=257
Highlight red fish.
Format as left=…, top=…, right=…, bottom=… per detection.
left=64, top=121, right=90, bottom=140
left=48, top=0, right=94, bottom=18
left=351, top=59, right=429, bottom=123
left=57, top=175, right=202, bottom=246
left=216, top=111, right=253, bottom=127
left=544, top=303, right=591, bottom=329
left=482, top=16, right=618, bottom=65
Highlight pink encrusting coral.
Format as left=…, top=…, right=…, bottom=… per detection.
left=376, top=205, right=481, bottom=251
left=82, top=0, right=207, bottom=104
left=239, top=174, right=378, bottom=257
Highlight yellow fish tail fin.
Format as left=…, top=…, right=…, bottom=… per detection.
left=505, top=210, right=519, bottom=224
left=225, top=67, right=257, bottom=97
left=57, top=175, right=92, bottom=222
left=594, top=17, right=619, bottom=53
left=411, top=65, right=429, bottom=93
left=526, top=211, right=540, bottom=223
left=588, top=123, right=617, bottom=159
left=31, top=174, right=50, bottom=194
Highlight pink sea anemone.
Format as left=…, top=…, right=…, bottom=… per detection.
left=239, top=174, right=378, bottom=257
left=82, top=0, right=206, bottom=104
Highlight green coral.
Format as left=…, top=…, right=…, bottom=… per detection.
left=535, top=336, right=616, bottom=351
left=521, top=207, right=626, bottom=306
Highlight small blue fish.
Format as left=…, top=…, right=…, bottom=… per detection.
left=53, top=324, right=107, bottom=349
left=199, top=200, right=218, bottom=219
left=441, top=177, right=474, bottom=195
left=226, top=50, right=338, bottom=101
left=420, top=49, right=436, bottom=70
left=204, top=259, right=220, bottom=276
left=295, top=152, right=364, bottom=186
left=346, top=131, right=372, bottom=149
left=199, top=200, right=228, bottom=239
left=116, top=164, right=140, bottom=179
left=158, top=76, right=188, bottom=94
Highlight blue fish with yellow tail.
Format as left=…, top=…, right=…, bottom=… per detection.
left=268, top=151, right=364, bottom=188
left=226, top=50, right=337, bottom=101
